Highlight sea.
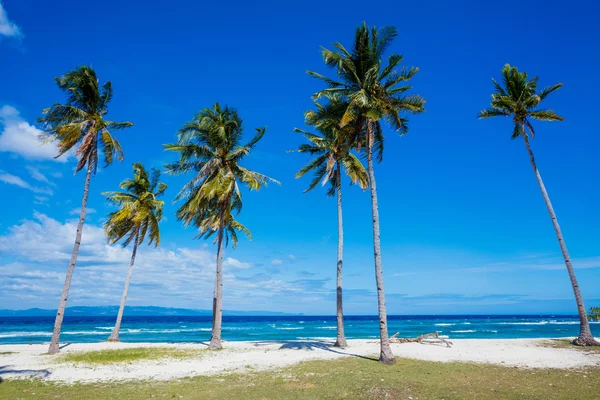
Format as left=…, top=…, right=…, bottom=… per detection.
left=1, top=315, right=598, bottom=344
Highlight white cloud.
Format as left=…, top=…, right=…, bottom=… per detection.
left=0, top=170, right=53, bottom=195
left=0, top=213, right=282, bottom=310
left=0, top=1, right=21, bottom=37
left=69, top=207, right=96, bottom=216
left=223, top=257, right=251, bottom=269
left=26, top=166, right=52, bottom=184
left=271, top=259, right=283, bottom=265
left=288, top=254, right=296, bottom=260
left=0, top=105, right=67, bottom=162
left=33, top=195, right=49, bottom=205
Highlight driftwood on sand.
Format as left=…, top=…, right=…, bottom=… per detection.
left=387, top=332, right=453, bottom=347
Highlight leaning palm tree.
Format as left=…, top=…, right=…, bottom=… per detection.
left=38, top=66, right=133, bottom=354
left=165, top=103, right=277, bottom=350
left=103, top=162, right=166, bottom=342
left=295, top=98, right=368, bottom=348
left=308, top=23, right=425, bottom=363
left=479, top=64, right=599, bottom=346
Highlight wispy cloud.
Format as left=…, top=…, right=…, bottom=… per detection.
left=0, top=170, right=53, bottom=195
left=0, top=1, right=21, bottom=38
left=271, top=259, right=283, bottom=265
left=26, top=166, right=53, bottom=185
left=33, top=195, right=50, bottom=205
left=69, top=207, right=96, bottom=216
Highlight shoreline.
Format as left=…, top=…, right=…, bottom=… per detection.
left=1, top=338, right=599, bottom=384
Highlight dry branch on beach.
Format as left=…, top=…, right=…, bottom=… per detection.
left=384, top=332, right=453, bottom=348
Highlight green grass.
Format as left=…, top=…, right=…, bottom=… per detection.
left=0, top=351, right=16, bottom=355
left=58, top=347, right=206, bottom=365
left=1, top=357, right=599, bottom=399
left=538, top=339, right=600, bottom=354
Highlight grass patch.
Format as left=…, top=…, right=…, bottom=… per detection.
left=59, top=347, right=205, bottom=365
left=538, top=339, right=600, bottom=354
left=1, top=357, right=599, bottom=399
left=0, top=351, right=16, bottom=355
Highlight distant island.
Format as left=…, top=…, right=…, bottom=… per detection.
left=0, top=306, right=301, bottom=317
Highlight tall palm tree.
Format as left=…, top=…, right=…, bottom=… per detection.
left=308, top=23, right=425, bottom=363
left=479, top=64, right=599, bottom=346
left=295, top=98, right=368, bottom=348
left=38, top=66, right=133, bottom=354
left=103, top=162, right=166, bottom=342
left=165, top=103, right=277, bottom=350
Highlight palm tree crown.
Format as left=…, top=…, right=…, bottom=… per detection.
left=38, top=65, right=133, bottom=173
left=308, top=22, right=425, bottom=149
left=478, top=64, right=564, bottom=136
left=103, top=162, right=167, bottom=247
left=165, top=103, right=278, bottom=245
left=295, top=98, right=368, bottom=194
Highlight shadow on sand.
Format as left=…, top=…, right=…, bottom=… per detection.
left=0, top=365, right=51, bottom=381
left=249, top=340, right=378, bottom=361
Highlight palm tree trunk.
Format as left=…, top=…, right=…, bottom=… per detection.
left=48, top=162, right=93, bottom=354
left=108, top=230, right=140, bottom=342
left=209, top=207, right=226, bottom=350
left=366, top=119, right=395, bottom=364
left=523, top=133, right=598, bottom=346
left=334, top=163, right=348, bottom=348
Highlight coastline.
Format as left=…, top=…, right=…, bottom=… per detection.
left=1, top=338, right=599, bottom=383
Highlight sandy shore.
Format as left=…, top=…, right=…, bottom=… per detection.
left=1, top=339, right=599, bottom=383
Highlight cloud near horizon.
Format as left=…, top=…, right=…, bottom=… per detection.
left=0, top=212, right=308, bottom=311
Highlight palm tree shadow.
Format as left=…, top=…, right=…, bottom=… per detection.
left=0, top=365, right=51, bottom=381
left=251, top=340, right=378, bottom=362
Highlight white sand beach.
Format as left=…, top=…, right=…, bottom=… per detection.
left=1, top=339, right=599, bottom=384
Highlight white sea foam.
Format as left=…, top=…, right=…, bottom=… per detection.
left=0, top=331, right=52, bottom=338
left=451, top=330, right=476, bottom=333
left=435, top=323, right=455, bottom=326
left=316, top=326, right=336, bottom=330
left=276, top=327, right=304, bottom=330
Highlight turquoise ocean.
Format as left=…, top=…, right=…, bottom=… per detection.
left=1, top=315, right=598, bottom=344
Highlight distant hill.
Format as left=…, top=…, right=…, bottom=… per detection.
left=0, top=306, right=300, bottom=317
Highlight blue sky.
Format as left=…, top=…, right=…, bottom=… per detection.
left=0, top=0, right=598, bottom=315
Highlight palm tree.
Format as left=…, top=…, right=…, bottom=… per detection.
left=479, top=64, right=599, bottom=346
left=103, top=162, right=166, bottom=342
left=295, top=98, right=368, bottom=348
left=165, top=103, right=277, bottom=350
left=38, top=66, right=133, bottom=354
left=308, top=23, right=425, bottom=363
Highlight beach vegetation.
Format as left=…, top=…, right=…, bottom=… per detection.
left=59, top=347, right=204, bottom=365
left=165, top=103, right=278, bottom=350
left=307, top=22, right=426, bottom=363
left=37, top=66, right=134, bottom=354
left=479, top=64, right=599, bottom=346
left=295, top=96, right=368, bottom=348
left=3, top=357, right=600, bottom=399
left=103, top=163, right=167, bottom=342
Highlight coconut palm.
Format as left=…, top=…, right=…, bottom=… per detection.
left=479, top=64, right=599, bottom=346
left=38, top=66, right=133, bottom=354
left=103, top=162, right=166, bottom=342
left=308, top=23, right=425, bottom=363
left=295, top=98, right=368, bottom=348
left=165, top=103, right=277, bottom=350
